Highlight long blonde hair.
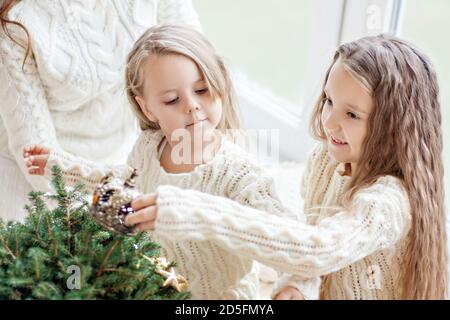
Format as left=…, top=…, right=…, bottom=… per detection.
left=311, top=34, right=448, bottom=299
left=125, top=24, right=241, bottom=133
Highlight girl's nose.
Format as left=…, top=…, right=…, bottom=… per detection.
left=322, top=108, right=340, bottom=132
left=185, top=101, right=201, bottom=114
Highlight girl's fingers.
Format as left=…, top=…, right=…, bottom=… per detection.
left=35, top=154, right=48, bottom=164
left=23, top=145, right=49, bottom=158
left=293, top=293, right=305, bottom=300
left=27, top=166, right=44, bottom=175
left=131, top=193, right=157, bottom=211
left=25, top=155, right=48, bottom=167
left=134, top=220, right=156, bottom=232
left=25, top=155, right=48, bottom=176
left=25, top=157, right=38, bottom=169
left=27, top=160, right=45, bottom=175
left=273, top=286, right=303, bottom=300
left=274, top=291, right=291, bottom=300
left=25, top=157, right=33, bottom=168
left=124, top=205, right=157, bottom=226
left=23, top=145, right=37, bottom=158
left=34, top=145, right=50, bottom=155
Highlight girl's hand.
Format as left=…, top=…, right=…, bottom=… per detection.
left=124, top=193, right=158, bottom=232
left=23, top=145, right=50, bottom=175
left=273, top=286, right=305, bottom=300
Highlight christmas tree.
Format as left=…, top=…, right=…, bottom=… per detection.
left=0, top=166, right=190, bottom=300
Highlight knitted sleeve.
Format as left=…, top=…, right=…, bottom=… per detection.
left=218, top=156, right=320, bottom=298
left=154, top=171, right=411, bottom=279
left=0, top=28, right=89, bottom=193
left=270, top=145, right=323, bottom=299
left=42, top=131, right=155, bottom=193
left=223, top=158, right=298, bottom=220
left=157, top=0, right=202, bottom=31
left=43, top=151, right=134, bottom=194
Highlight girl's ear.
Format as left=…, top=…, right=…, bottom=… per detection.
left=135, top=96, right=158, bottom=123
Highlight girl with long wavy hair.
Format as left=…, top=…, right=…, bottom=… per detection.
left=125, top=34, right=449, bottom=300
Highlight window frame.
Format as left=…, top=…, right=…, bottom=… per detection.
left=194, top=0, right=404, bottom=162
left=235, top=0, right=346, bottom=162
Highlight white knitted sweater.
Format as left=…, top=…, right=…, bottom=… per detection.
left=0, top=0, right=201, bottom=221
left=42, top=129, right=318, bottom=299
left=154, top=143, right=412, bottom=300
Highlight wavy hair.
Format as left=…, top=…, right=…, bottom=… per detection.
left=311, top=34, right=448, bottom=299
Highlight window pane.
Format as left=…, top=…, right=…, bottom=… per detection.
left=193, top=0, right=314, bottom=108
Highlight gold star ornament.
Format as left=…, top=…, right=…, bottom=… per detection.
left=156, top=267, right=189, bottom=292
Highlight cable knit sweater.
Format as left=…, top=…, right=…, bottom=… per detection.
left=154, top=143, right=412, bottom=300
left=0, top=0, right=201, bottom=221
left=42, top=129, right=318, bottom=299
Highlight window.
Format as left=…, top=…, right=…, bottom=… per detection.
left=192, top=0, right=439, bottom=163
left=339, top=0, right=402, bottom=43
left=193, top=0, right=346, bottom=161
left=194, top=0, right=325, bottom=112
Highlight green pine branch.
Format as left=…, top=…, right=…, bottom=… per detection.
left=0, top=166, right=190, bottom=300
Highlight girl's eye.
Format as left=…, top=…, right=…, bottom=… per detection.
left=195, top=88, right=209, bottom=95
left=164, top=97, right=179, bottom=105
left=347, top=112, right=360, bottom=120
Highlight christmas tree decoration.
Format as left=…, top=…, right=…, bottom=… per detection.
left=0, top=166, right=190, bottom=300
left=140, top=245, right=188, bottom=292
left=156, top=267, right=188, bottom=293
left=90, top=169, right=140, bottom=236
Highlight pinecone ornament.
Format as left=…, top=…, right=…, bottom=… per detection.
left=90, top=169, right=140, bottom=235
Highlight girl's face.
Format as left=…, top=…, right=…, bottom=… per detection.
left=135, top=54, right=223, bottom=145
left=321, top=58, right=374, bottom=171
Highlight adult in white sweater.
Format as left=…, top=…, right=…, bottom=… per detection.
left=0, top=0, right=201, bottom=221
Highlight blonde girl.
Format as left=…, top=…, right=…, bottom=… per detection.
left=130, top=34, right=449, bottom=300
left=24, top=25, right=313, bottom=300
